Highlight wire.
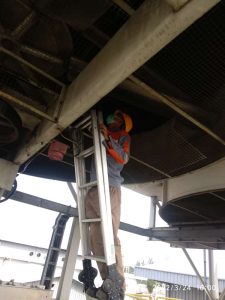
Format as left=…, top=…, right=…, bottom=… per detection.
left=0, top=179, right=17, bottom=204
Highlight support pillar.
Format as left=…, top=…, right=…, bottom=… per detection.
left=56, top=183, right=80, bottom=300
left=56, top=217, right=80, bottom=300
left=208, top=250, right=219, bottom=300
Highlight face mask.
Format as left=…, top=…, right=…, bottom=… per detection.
left=106, top=114, right=115, bottom=124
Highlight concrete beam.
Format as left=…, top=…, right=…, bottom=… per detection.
left=0, top=159, right=19, bottom=191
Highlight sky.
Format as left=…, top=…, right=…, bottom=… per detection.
left=1, top=174, right=225, bottom=283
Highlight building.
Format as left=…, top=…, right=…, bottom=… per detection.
left=135, top=266, right=225, bottom=300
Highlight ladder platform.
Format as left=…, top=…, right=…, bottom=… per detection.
left=82, top=218, right=101, bottom=223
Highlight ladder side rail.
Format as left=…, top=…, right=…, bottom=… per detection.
left=97, top=110, right=116, bottom=265
left=73, top=142, right=90, bottom=258
left=91, top=110, right=116, bottom=266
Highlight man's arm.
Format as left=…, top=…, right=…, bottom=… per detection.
left=107, top=135, right=130, bottom=164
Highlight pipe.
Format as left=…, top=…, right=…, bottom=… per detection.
left=208, top=250, right=219, bottom=299
left=204, top=249, right=207, bottom=300
left=11, top=11, right=37, bottom=39
left=20, top=45, right=63, bottom=65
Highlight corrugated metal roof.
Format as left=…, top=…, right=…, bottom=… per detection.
left=135, top=266, right=225, bottom=292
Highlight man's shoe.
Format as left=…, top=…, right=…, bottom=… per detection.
left=86, top=287, right=98, bottom=298
left=96, top=288, right=108, bottom=300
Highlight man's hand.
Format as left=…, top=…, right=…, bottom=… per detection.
left=99, top=123, right=109, bottom=140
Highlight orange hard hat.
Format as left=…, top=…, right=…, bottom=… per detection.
left=114, top=110, right=133, bottom=132
left=122, top=113, right=133, bottom=132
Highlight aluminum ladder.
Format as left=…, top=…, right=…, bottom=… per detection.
left=73, top=110, right=122, bottom=297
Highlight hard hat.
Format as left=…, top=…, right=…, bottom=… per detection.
left=114, top=110, right=133, bottom=132
left=122, top=113, right=133, bottom=132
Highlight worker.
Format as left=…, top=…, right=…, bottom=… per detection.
left=85, top=110, right=132, bottom=299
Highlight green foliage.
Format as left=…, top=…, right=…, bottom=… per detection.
left=146, top=279, right=157, bottom=293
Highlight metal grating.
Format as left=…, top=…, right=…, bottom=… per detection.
left=131, top=119, right=206, bottom=176
left=147, top=1, right=225, bottom=114
left=70, top=31, right=100, bottom=62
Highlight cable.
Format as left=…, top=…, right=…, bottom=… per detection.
left=0, top=179, right=17, bottom=204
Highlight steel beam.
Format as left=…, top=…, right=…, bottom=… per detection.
left=9, top=189, right=225, bottom=248
left=14, top=0, right=221, bottom=164
left=10, top=190, right=77, bottom=217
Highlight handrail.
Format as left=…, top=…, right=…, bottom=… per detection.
left=126, top=294, right=181, bottom=300
left=156, top=297, right=181, bottom=300
left=126, top=294, right=153, bottom=300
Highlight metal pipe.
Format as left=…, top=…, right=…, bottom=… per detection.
left=0, top=90, right=56, bottom=122
left=66, top=182, right=78, bottom=204
left=130, top=75, right=225, bottom=148
left=20, top=45, right=63, bottom=65
left=0, top=47, right=65, bottom=87
left=204, top=249, right=207, bottom=300
left=208, top=250, right=219, bottom=299
left=11, top=11, right=37, bottom=39
left=14, top=0, right=221, bottom=164
left=182, top=248, right=214, bottom=300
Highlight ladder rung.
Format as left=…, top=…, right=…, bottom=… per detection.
left=79, top=181, right=97, bottom=189
left=77, top=146, right=94, bottom=158
left=81, top=218, right=101, bottom=223
left=50, top=247, right=61, bottom=251
left=84, top=255, right=106, bottom=263
left=75, top=115, right=91, bottom=129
